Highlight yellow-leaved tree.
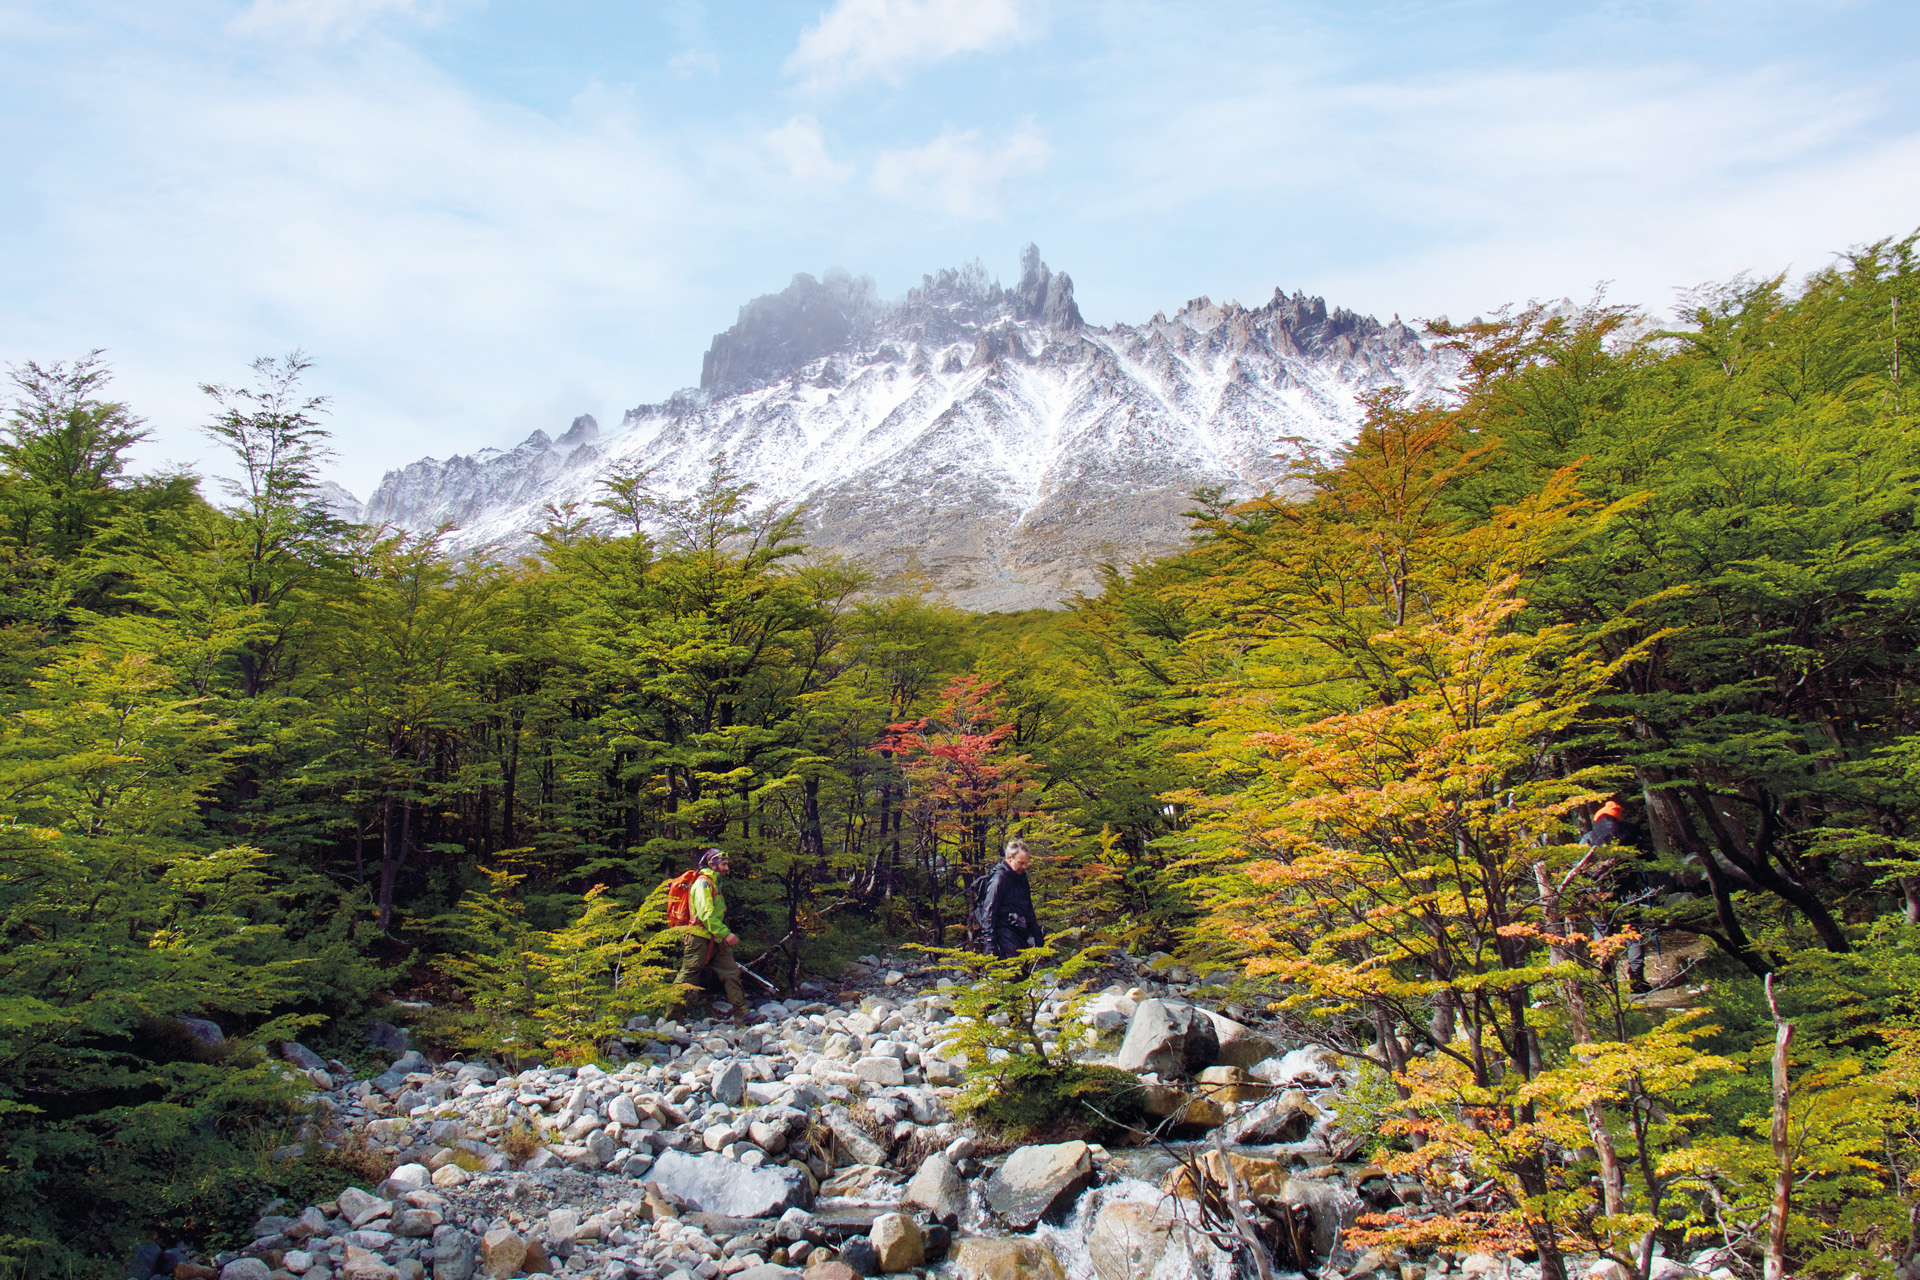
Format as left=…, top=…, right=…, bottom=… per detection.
left=1172, top=396, right=1742, bottom=1279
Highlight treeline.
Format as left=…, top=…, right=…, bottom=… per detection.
left=7, top=231, right=1920, bottom=1276
left=0, top=353, right=1189, bottom=1266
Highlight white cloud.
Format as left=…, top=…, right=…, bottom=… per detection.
left=231, top=0, right=450, bottom=40
left=764, top=116, right=854, bottom=185
left=871, top=124, right=1049, bottom=218
left=784, top=0, right=1040, bottom=93
left=4, top=39, right=719, bottom=493
left=1078, top=50, right=1920, bottom=324
left=668, top=48, right=720, bottom=77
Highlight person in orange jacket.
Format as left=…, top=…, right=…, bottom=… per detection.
left=1582, top=798, right=1655, bottom=993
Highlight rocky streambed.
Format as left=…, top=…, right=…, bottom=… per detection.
left=152, top=955, right=1736, bottom=1280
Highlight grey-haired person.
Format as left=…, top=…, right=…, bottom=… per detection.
left=975, top=838, right=1045, bottom=958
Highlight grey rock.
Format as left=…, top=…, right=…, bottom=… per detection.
left=395, top=1209, right=441, bottom=1238
left=902, top=1154, right=967, bottom=1222
left=1115, top=999, right=1219, bottom=1078
left=712, top=1061, right=746, bottom=1106
left=647, top=1148, right=813, bottom=1218
left=608, top=1094, right=641, bottom=1127
left=586, top=1128, right=618, bottom=1164
left=282, top=1042, right=328, bottom=1071
left=126, top=1243, right=163, bottom=1280
left=851, top=1057, right=903, bottom=1087
left=1280, top=1177, right=1362, bottom=1260
left=747, top=1120, right=787, bottom=1154
left=818, top=1105, right=888, bottom=1167
left=220, top=1262, right=271, bottom=1280
left=392, top=1050, right=428, bottom=1073
left=1203, top=1010, right=1277, bottom=1068
left=1225, top=1089, right=1319, bottom=1145
left=178, top=1017, right=226, bottom=1046
left=730, top=1268, right=801, bottom=1280
left=339, top=1187, right=393, bottom=1226
left=387, top=1161, right=431, bottom=1191
left=838, top=1239, right=879, bottom=1277
left=984, top=1141, right=1094, bottom=1230
left=921, top=1056, right=963, bottom=1087
left=433, top=1230, right=476, bottom=1280
left=243, top=1233, right=289, bottom=1257
left=366, top=1019, right=410, bottom=1053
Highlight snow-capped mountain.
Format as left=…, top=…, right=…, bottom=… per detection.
left=352, top=247, right=1453, bottom=609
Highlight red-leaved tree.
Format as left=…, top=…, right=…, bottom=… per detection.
left=873, top=673, right=1035, bottom=943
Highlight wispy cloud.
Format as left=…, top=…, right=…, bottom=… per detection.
left=1085, top=47, right=1920, bottom=322
left=668, top=48, right=719, bottom=77
left=5, top=38, right=713, bottom=490
left=784, top=0, right=1040, bottom=93
left=7, top=0, right=1919, bottom=498
left=231, top=0, right=451, bottom=40
left=764, top=116, right=854, bottom=185
left=871, top=123, right=1048, bottom=218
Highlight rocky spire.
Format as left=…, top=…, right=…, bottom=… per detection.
left=1012, top=244, right=1082, bottom=331
left=699, top=268, right=880, bottom=393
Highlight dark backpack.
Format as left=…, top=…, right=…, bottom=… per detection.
left=966, top=868, right=999, bottom=950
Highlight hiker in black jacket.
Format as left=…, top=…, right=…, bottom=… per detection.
left=977, top=838, right=1045, bottom=958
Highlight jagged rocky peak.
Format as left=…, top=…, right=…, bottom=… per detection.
left=1012, top=243, right=1081, bottom=331
left=700, top=268, right=881, bottom=393
left=557, top=413, right=599, bottom=447
left=354, top=242, right=1455, bottom=610
left=697, top=247, right=1082, bottom=395
left=313, top=480, right=365, bottom=524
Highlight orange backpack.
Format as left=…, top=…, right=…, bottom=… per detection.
left=664, top=870, right=704, bottom=927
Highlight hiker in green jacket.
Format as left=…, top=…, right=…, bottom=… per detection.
left=674, top=848, right=750, bottom=1022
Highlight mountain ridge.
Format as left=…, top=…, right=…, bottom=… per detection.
left=348, top=247, right=1454, bottom=608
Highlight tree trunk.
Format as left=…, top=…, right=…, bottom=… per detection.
left=1687, top=784, right=1849, bottom=953
left=1637, top=767, right=1768, bottom=973
left=1535, top=862, right=1627, bottom=1217
left=378, top=794, right=411, bottom=932
left=1764, top=974, right=1794, bottom=1280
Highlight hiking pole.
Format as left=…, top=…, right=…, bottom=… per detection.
left=741, top=929, right=800, bottom=996
left=736, top=961, right=780, bottom=994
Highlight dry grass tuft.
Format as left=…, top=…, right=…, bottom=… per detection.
left=501, top=1119, right=546, bottom=1166
left=320, top=1128, right=396, bottom=1186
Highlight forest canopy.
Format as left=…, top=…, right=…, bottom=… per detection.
left=6, top=232, right=1920, bottom=1278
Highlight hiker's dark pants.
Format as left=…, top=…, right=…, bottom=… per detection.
left=676, top=933, right=747, bottom=1011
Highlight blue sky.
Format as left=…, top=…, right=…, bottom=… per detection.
left=4, top=0, right=1918, bottom=494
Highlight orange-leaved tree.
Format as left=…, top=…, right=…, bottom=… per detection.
left=875, top=672, right=1039, bottom=944
left=1176, top=463, right=1690, bottom=1280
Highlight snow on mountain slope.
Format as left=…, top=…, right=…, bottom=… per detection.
left=357, top=246, right=1455, bottom=609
